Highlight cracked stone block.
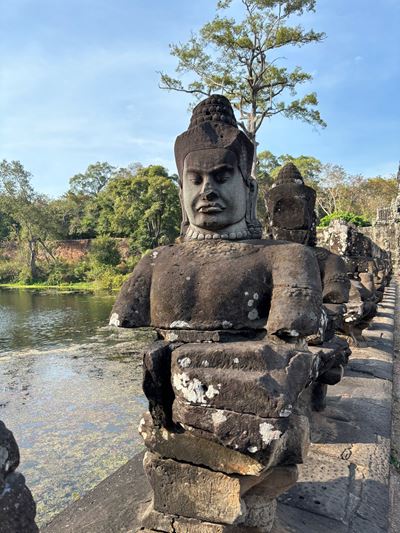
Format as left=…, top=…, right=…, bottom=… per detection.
left=139, top=411, right=265, bottom=475
left=140, top=507, right=264, bottom=532
left=143, top=452, right=246, bottom=524
left=171, top=341, right=313, bottom=418
left=173, top=402, right=309, bottom=467
left=172, top=401, right=288, bottom=460
left=142, top=454, right=297, bottom=530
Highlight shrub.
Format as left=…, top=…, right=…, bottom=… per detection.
left=85, top=263, right=127, bottom=290
left=17, top=265, right=35, bottom=284
left=0, top=260, right=21, bottom=282
left=89, top=236, right=121, bottom=267
left=318, top=211, right=371, bottom=228
left=46, top=260, right=87, bottom=285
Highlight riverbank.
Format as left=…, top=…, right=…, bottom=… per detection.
left=0, top=281, right=119, bottom=292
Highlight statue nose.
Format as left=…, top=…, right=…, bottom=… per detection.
left=204, top=190, right=218, bottom=201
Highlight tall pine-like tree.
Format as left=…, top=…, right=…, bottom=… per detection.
left=160, top=0, right=326, bottom=177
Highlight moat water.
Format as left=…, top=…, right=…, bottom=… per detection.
left=0, top=288, right=154, bottom=527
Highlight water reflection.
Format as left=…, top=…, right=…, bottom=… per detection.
left=0, top=289, right=155, bottom=527
left=0, top=289, right=118, bottom=353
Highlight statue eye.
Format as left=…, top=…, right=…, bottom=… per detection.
left=188, top=174, right=202, bottom=185
left=215, top=172, right=230, bottom=184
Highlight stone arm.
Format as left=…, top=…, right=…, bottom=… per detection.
left=267, top=244, right=323, bottom=339
left=315, top=248, right=350, bottom=304
left=109, top=252, right=154, bottom=327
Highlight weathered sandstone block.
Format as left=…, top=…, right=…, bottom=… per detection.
left=171, top=341, right=313, bottom=417
left=143, top=452, right=247, bottom=524
left=139, top=411, right=264, bottom=476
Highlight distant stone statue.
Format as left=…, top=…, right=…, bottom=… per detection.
left=265, top=163, right=351, bottom=410
left=111, top=95, right=328, bottom=532
left=318, top=219, right=392, bottom=343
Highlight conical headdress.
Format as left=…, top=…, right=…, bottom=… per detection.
left=174, top=95, right=254, bottom=180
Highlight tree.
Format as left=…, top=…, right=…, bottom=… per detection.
left=95, top=165, right=181, bottom=252
left=58, top=162, right=118, bottom=239
left=0, top=160, right=60, bottom=280
left=69, top=162, right=116, bottom=196
left=355, top=176, right=397, bottom=220
left=160, top=0, right=326, bottom=176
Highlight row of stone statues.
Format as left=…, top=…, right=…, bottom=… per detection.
left=317, top=219, right=392, bottom=343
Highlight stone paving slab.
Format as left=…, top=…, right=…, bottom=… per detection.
left=42, top=283, right=398, bottom=533
left=279, top=282, right=396, bottom=532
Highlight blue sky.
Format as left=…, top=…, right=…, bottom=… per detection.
left=1, top=0, right=399, bottom=196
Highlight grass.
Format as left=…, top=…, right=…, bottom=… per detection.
left=0, top=281, right=108, bottom=292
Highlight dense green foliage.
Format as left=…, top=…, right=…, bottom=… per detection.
left=94, top=165, right=181, bottom=251
left=318, top=211, right=371, bottom=228
left=0, top=161, right=181, bottom=289
left=160, top=0, right=326, bottom=175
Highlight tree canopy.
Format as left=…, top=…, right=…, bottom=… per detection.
left=0, top=160, right=61, bottom=280
left=69, top=161, right=116, bottom=196
left=160, top=0, right=326, bottom=175
left=95, top=164, right=181, bottom=252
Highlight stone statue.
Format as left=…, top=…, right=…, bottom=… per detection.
left=111, top=95, right=327, bottom=532
left=265, top=163, right=351, bottom=410
left=0, top=420, right=38, bottom=532
left=266, top=162, right=350, bottom=307
left=318, top=219, right=392, bottom=343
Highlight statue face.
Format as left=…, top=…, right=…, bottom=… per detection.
left=272, top=195, right=311, bottom=230
left=182, top=148, right=247, bottom=231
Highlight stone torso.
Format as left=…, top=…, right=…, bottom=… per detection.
left=111, top=239, right=323, bottom=338
left=150, top=240, right=272, bottom=330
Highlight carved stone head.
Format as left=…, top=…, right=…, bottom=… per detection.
left=266, top=163, right=317, bottom=246
left=174, top=95, right=262, bottom=240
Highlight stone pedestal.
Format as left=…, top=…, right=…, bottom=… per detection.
left=140, top=452, right=297, bottom=532
left=137, top=339, right=315, bottom=531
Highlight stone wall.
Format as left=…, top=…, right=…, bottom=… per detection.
left=0, top=238, right=131, bottom=263
left=360, top=223, right=400, bottom=274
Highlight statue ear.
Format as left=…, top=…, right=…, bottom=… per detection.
left=244, top=174, right=263, bottom=238
left=179, top=185, right=189, bottom=237
left=308, top=211, right=317, bottom=247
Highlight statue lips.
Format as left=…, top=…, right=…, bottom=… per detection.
left=197, top=203, right=225, bottom=214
